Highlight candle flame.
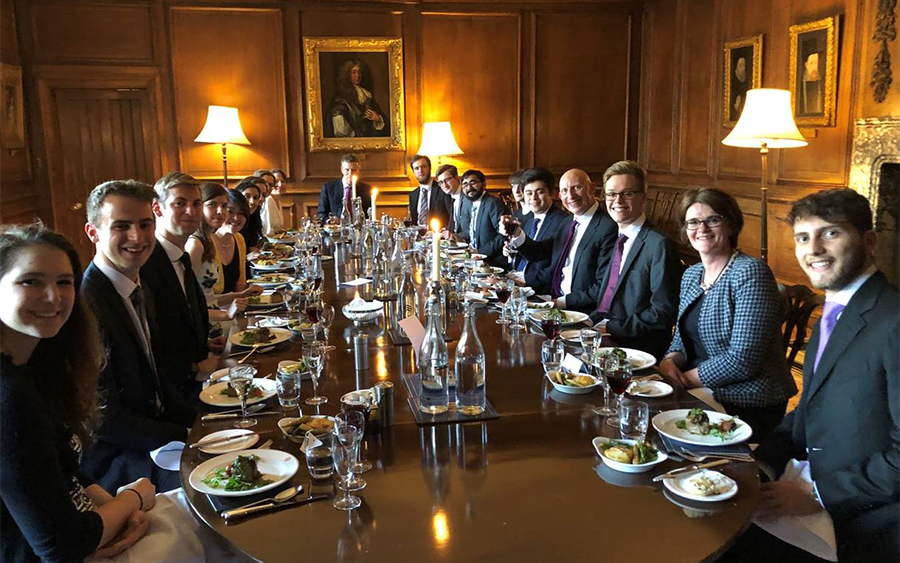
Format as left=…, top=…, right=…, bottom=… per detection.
left=430, top=218, right=440, bottom=231
left=351, top=175, right=358, bottom=186
left=372, top=188, right=378, bottom=197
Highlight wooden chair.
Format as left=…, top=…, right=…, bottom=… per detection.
left=779, top=283, right=824, bottom=367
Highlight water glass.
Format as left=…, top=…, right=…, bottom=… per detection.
left=275, top=371, right=301, bottom=408
left=592, top=354, right=619, bottom=417
left=320, top=303, right=336, bottom=351
left=580, top=328, right=599, bottom=357
left=228, top=364, right=258, bottom=428
left=510, top=291, right=527, bottom=329
left=618, top=399, right=650, bottom=442
left=304, top=341, right=327, bottom=405
left=337, top=410, right=369, bottom=491
left=332, top=422, right=362, bottom=511
left=541, top=339, right=564, bottom=373
left=304, top=431, right=334, bottom=481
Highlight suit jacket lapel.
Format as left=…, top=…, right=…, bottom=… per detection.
left=608, top=224, right=648, bottom=302
left=571, top=212, right=603, bottom=280
left=87, top=265, right=148, bottom=359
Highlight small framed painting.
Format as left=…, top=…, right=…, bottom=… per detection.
left=723, top=35, right=763, bottom=127
left=789, top=16, right=840, bottom=127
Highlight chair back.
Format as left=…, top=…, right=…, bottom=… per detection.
left=778, top=283, right=824, bottom=366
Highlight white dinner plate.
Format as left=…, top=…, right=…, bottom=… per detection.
left=662, top=469, right=738, bottom=502
left=528, top=309, right=590, bottom=326
left=229, top=327, right=293, bottom=348
left=199, top=378, right=277, bottom=407
left=246, top=293, right=285, bottom=309
left=627, top=380, right=674, bottom=398
left=250, top=260, right=291, bottom=271
left=544, top=371, right=601, bottom=395
left=560, top=329, right=598, bottom=343
left=196, top=429, right=259, bottom=454
left=652, top=409, right=753, bottom=446
left=595, top=347, right=657, bottom=370
left=592, top=437, right=668, bottom=474
left=472, top=266, right=504, bottom=277
left=247, top=274, right=295, bottom=288
left=526, top=301, right=554, bottom=311
left=253, top=316, right=291, bottom=329
left=188, top=449, right=299, bottom=497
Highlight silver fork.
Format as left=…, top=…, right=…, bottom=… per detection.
left=258, top=439, right=274, bottom=450
left=679, top=450, right=754, bottom=463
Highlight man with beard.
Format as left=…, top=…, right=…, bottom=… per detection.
left=723, top=188, right=898, bottom=563
left=407, top=154, right=451, bottom=228
left=502, top=168, right=617, bottom=313
left=455, top=169, right=509, bottom=268
left=81, top=180, right=193, bottom=492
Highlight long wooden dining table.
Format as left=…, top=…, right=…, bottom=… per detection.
left=179, top=241, right=760, bottom=563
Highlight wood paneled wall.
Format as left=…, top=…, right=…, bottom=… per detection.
left=638, top=0, right=897, bottom=285
left=2, top=0, right=642, bottom=242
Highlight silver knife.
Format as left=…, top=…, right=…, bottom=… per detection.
left=223, top=494, right=330, bottom=521
left=201, top=411, right=280, bottom=422
left=652, top=459, right=730, bottom=482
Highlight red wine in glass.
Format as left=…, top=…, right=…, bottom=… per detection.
left=496, top=287, right=511, bottom=304
left=403, top=218, right=415, bottom=228
left=606, top=368, right=632, bottom=395
left=541, top=318, right=560, bottom=340
left=305, top=305, right=322, bottom=324
left=501, top=217, right=520, bottom=239
left=314, top=276, right=323, bottom=291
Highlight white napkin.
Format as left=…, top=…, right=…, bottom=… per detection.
left=300, top=430, right=323, bottom=455
left=687, top=387, right=727, bottom=413
left=342, top=278, right=372, bottom=286
left=398, top=315, right=427, bottom=358
left=347, top=297, right=382, bottom=312
left=562, top=353, right=585, bottom=374
left=754, top=460, right=838, bottom=561
left=149, top=442, right=185, bottom=471
left=463, top=291, right=488, bottom=303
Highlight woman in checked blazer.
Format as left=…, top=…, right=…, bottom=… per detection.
left=658, top=189, right=797, bottom=441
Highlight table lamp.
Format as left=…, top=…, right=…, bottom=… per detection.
left=194, top=105, right=251, bottom=188
left=417, top=122, right=463, bottom=165
left=722, top=89, right=807, bottom=263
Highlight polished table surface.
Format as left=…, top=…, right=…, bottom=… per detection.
left=179, top=244, right=759, bottom=563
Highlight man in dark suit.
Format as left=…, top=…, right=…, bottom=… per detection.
left=503, top=167, right=568, bottom=285
left=503, top=168, right=617, bottom=313
left=435, top=163, right=471, bottom=236
left=407, top=154, right=451, bottom=229
left=80, top=180, right=192, bottom=493
left=588, top=161, right=680, bottom=360
left=317, top=153, right=372, bottom=223
left=142, top=172, right=219, bottom=398
left=454, top=170, right=509, bottom=268
left=509, top=168, right=529, bottom=223
left=723, top=189, right=898, bottom=563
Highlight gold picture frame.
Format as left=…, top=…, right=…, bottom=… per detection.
left=303, top=37, right=405, bottom=152
left=723, top=35, right=763, bottom=127
left=1, top=63, right=25, bottom=149
left=789, top=16, right=840, bottom=127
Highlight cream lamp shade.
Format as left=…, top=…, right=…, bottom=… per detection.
left=194, top=106, right=251, bottom=145
left=417, top=122, right=463, bottom=157
left=722, top=89, right=807, bottom=149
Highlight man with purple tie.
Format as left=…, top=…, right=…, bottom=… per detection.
left=317, top=154, right=372, bottom=224
left=724, top=188, right=898, bottom=563
left=588, top=161, right=680, bottom=360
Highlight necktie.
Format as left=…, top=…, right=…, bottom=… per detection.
left=550, top=219, right=579, bottom=298
left=813, top=302, right=845, bottom=372
left=597, top=234, right=628, bottom=315
left=130, top=286, right=162, bottom=412
left=516, top=218, right=541, bottom=272
left=343, top=185, right=352, bottom=215
left=469, top=204, right=478, bottom=246
left=179, top=252, right=208, bottom=354
left=418, top=188, right=429, bottom=226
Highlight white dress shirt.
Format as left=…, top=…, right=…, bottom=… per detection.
left=93, top=261, right=153, bottom=360
left=156, top=235, right=187, bottom=295
left=559, top=201, right=599, bottom=297
left=615, top=214, right=646, bottom=275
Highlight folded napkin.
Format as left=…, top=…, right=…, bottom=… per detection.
left=687, top=387, right=726, bottom=413
left=150, top=441, right=185, bottom=471
left=754, top=460, right=838, bottom=561
left=658, top=433, right=752, bottom=457
left=346, top=297, right=382, bottom=311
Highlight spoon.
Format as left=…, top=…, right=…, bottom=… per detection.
left=224, top=485, right=304, bottom=515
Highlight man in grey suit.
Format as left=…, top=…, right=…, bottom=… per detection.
left=456, top=169, right=509, bottom=268
left=588, top=161, right=680, bottom=360
left=723, top=188, right=898, bottom=563
left=435, top=164, right=470, bottom=236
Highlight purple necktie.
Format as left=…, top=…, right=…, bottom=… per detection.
left=550, top=219, right=579, bottom=298
left=343, top=185, right=351, bottom=214
left=813, top=301, right=845, bottom=373
left=597, top=234, right=628, bottom=315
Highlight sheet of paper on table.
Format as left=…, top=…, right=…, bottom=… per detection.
left=398, top=316, right=426, bottom=358
left=562, top=353, right=587, bottom=374
left=687, top=387, right=726, bottom=413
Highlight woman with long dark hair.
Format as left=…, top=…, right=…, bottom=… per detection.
left=236, top=177, right=266, bottom=251
left=0, top=223, right=157, bottom=561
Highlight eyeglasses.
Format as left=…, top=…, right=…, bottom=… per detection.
left=684, top=215, right=724, bottom=230
left=461, top=180, right=483, bottom=188
left=604, top=190, right=642, bottom=200
left=437, top=177, right=455, bottom=186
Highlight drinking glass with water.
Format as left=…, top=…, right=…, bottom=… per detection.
left=619, top=399, right=650, bottom=442
left=541, top=339, right=564, bottom=372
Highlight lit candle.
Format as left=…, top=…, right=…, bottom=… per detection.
left=371, top=188, right=378, bottom=221
left=430, top=218, right=441, bottom=281
left=351, top=175, right=358, bottom=200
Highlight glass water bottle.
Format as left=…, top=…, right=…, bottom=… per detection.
left=455, top=301, right=486, bottom=415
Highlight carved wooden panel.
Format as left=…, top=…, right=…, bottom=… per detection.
left=678, top=0, right=715, bottom=175
left=170, top=7, right=288, bottom=181
left=641, top=0, right=677, bottom=173
left=31, top=1, right=154, bottom=63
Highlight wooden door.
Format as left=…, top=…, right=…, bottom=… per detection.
left=45, top=87, right=161, bottom=265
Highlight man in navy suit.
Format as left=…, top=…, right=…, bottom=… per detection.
left=435, top=164, right=470, bottom=236
left=317, top=154, right=372, bottom=223
left=503, top=168, right=617, bottom=313
left=80, top=180, right=192, bottom=493
left=503, top=167, right=567, bottom=285
left=407, top=154, right=451, bottom=228
left=588, top=161, right=680, bottom=360
left=723, top=189, right=898, bottom=563
left=455, top=170, right=509, bottom=268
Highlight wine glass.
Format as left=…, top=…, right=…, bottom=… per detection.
left=228, top=364, right=258, bottom=428
left=592, top=354, right=619, bottom=417
left=579, top=328, right=599, bottom=357
left=509, top=289, right=527, bottom=330
left=541, top=315, right=561, bottom=341
left=320, top=303, right=336, bottom=352
left=604, top=361, right=632, bottom=428
left=337, top=410, right=369, bottom=491
left=541, top=339, right=564, bottom=373
left=303, top=341, right=327, bottom=405
left=331, top=421, right=362, bottom=511
left=501, top=215, right=520, bottom=239
left=495, top=279, right=513, bottom=325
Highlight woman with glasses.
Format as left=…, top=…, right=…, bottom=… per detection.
left=658, top=188, right=796, bottom=441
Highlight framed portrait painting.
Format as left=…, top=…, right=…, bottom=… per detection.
left=789, top=16, right=840, bottom=127
left=1, top=64, right=25, bottom=149
left=303, top=37, right=405, bottom=152
left=723, top=35, right=763, bottom=127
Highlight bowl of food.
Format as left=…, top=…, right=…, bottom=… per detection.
left=278, top=415, right=336, bottom=444
left=545, top=370, right=601, bottom=395
left=592, top=437, right=668, bottom=473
